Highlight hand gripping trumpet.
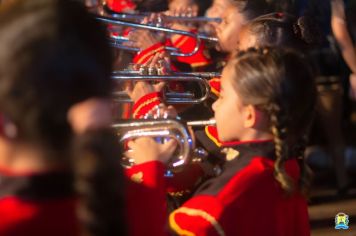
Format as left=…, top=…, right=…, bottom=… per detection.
left=95, top=15, right=218, bottom=57
left=111, top=71, right=220, bottom=104
left=113, top=119, right=216, bottom=171
left=100, top=3, right=222, bottom=24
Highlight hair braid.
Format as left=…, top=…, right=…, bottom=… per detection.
left=268, top=103, right=295, bottom=195
left=293, top=115, right=314, bottom=197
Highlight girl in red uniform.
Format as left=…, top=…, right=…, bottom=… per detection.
left=125, top=47, right=316, bottom=236
left=0, top=0, right=125, bottom=236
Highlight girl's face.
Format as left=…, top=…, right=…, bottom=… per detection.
left=216, top=6, right=247, bottom=52
left=212, top=65, right=249, bottom=142
left=236, top=26, right=257, bottom=51
left=204, top=0, right=233, bottom=37
left=206, top=0, right=232, bottom=19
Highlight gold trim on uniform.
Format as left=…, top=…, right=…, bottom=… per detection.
left=168, top=190, right=191, bottom=197
left=133, top=97, right=161, bottom=118
left=210, top=86, right=220, bottom=97
left=191, top=61, right=210, bottom=68
left=221, top=148, right=240, bottom=161
left=169, top=207, right=225, bottom=236
left=136, top=46, right=165, bottom=64
left=205, top=126, right=222, bottom=147
left=174, top=36, right=190, bottom=49
left=130, top=171, right=144, bottom=183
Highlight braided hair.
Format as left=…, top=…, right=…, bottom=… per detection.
left=228, top=47, right=316, bottom=195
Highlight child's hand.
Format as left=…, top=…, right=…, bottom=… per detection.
left=144, top=104, right=178, bottom=119
left=127, top=30, right=160, bottom=51
left=125, top=53, right=170, bottom=103
left=125, top=137, right=177, bottom=165
left=126, top=81, right=165, bottom=103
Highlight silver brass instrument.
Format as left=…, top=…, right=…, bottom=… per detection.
left=108, top=13, right=221, bottom=24
left=111, top=72, right=215, bottom=104
left=113, top=70, right=221, bottom=78
left=113, top=119, right=215, bottom=171
left=95, top=15, right=218, bottom=57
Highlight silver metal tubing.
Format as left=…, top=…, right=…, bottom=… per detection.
left=113, top=119, right=195, bottom=170
left=187, top=119, right=216, bottom=127
left=96, top=15, right=219, bottom=56
left=112, top=70, right=221, bottom=78
left=96, top=15, right=201, bottom=57
left=111, top=74, right=211, bottom=104
left=110, top=14, right=222, bottom=24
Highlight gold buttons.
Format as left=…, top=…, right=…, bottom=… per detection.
left=130, top=172, right=144, bottom=184
left=222, top=148, right=240, bottom=161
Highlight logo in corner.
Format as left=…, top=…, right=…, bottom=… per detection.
left=335, top=212, right=349, bottom=230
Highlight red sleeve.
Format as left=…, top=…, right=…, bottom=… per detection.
left=169, top=196, right=224, bottom=236
left=132, top=92, right=164, bottom=119
left=125, top=161, right=169, bottom=236
left=172, top=30, right=212, bottom=68
left=209, top=77, right=221, bottom=98
left=106, top=0, right=136, bottom=12
left=0, top=197, right=79, bottom=236
left=125, top=162, right=222, bottom=236
left=133, top=43, right=166, bottom=65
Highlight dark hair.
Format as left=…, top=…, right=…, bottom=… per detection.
left=228, top=47, right=317, bottom=195
left=232, top=0, right=276, bottom=21
left=0, top=0, right=125, bottom=235
left=246, top=12, right=321, bottom=50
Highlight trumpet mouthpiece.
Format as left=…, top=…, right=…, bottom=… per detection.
left=187, top=119, right=216, bottom=127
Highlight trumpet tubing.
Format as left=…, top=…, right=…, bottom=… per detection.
left=95, top=15, right=218, bottom=57
left=187, top=119, right=216, bottom=127
left=113, top=119, right=195, bottom=170
left=111, top=74, right=211, bottom=104
left=113, top=119, right=215, bottom=170
left=112, top=70, right=221, bottom=78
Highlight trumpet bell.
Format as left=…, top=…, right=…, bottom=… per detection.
left=113, top=119, right=195, bottom=170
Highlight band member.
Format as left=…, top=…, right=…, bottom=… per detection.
left=0, top=0, right=125, bottom=235
left=126, top=47, right=316, bottom=235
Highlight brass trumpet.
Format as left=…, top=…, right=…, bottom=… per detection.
left=95, top=15, right=218, bottom=57
left=113, top=119, right=215, bottom=171
left=112, top=70, right=221, bottom=78
left=111, top=73, right=215, bottom=104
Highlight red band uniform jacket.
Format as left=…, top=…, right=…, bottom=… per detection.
left=126, top=140, right=310, bottom=236
left=0, top=169, right=78, bottom=236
